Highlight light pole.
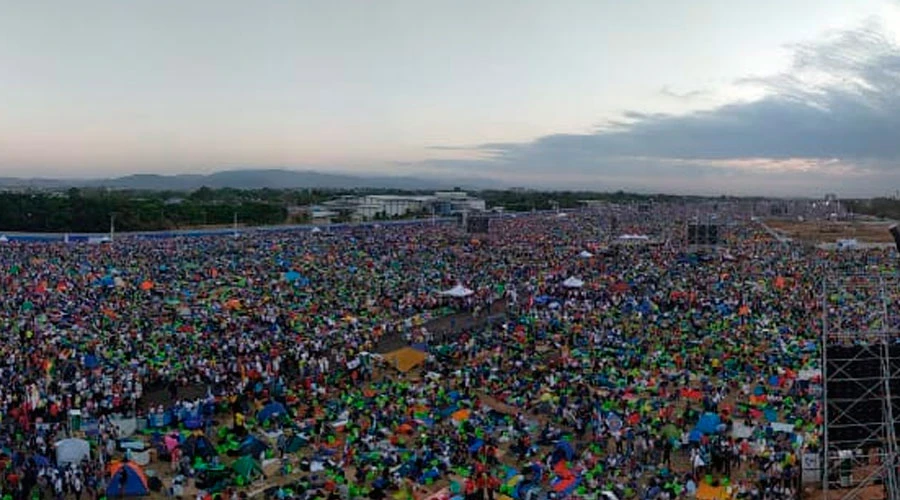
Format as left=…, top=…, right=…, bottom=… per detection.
left=109, top=213, right=116, bottom=242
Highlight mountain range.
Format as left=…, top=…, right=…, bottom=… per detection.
left=0, top=169, right=502, bottom=191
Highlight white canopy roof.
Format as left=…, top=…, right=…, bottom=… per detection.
left=562, top=277, right=584, bottom=289
left=618, top=234, right=649, bottom=240
left=440, top=284, right=474, bottom=298
left=56, top=438, right=90, bottom=465
left=578, top=250, right=593, bottom=258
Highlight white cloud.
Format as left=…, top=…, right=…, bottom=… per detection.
left=418, top=19, right=900, bottom=196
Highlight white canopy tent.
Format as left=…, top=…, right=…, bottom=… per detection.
left=562, top=277, right=584, bottom=289
left=56, top=438, right=90, bottom=465
left=578, top=250, right=593, bottom=258
left=618, top=234, right=649, bottom=241
left=439, top=284, right=475, bottom=298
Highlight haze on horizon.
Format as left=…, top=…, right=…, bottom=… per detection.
left=3, top=0, right=900, bottom=197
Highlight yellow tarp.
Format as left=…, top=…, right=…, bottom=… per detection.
left=382, top=347, right=427, bottom=373
left=696, top=483, right=729, bottom=500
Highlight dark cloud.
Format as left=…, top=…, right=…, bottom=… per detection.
left=417, top=20, right=900, bottom=195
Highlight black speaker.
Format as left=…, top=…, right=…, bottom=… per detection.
left=890, top=224, right=900, bottom=253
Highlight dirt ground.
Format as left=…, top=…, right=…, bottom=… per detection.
left=764, top=219, right=896, bottom=244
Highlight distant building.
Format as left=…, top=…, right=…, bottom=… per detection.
left=433, top=191, right=486, bottom=215
left=317, top=191, right=487, bottom=220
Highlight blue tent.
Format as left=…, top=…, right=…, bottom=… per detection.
left=257, top=402, right=287, bottom=423
left=237, top=436, right=269, bottom=458
left=551, top=441, right=575, bottom=465
left=688, top=429, right=703, bottom=442
left=107, top=462, right=149, bottom=497
left=284, top=271, right=310, bottom=287
left=182, top=434, right=216, bottom=460
left=533, top=296, right=552, bottom=305
left=696, top=413, right=721, bottom=435
left=84, top=354, right=100, bottom=370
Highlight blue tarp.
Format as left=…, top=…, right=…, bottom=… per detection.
left=257, top=402, right=287, bottom=422
left=696, top=413, right=721, bottom=435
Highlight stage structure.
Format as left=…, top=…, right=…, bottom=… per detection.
left=822, top=273, right=900, bottom=499
left=462, top=213, right=492, bottom=234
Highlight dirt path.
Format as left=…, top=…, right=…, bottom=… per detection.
left=374, top=300, right=509, bottom=354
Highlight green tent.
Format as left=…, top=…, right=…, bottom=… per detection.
left=232, top=455, right=264, bottom=482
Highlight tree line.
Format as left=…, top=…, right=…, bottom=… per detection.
left=0, top=189, right=288, bottom=233
left=0, top=186, right=700, bottom=233
left=845, top=198, right=900, bottom=220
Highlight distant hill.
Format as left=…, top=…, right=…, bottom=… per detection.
left=0, top=169, right=500, bottom=191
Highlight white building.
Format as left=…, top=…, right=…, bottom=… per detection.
left=317, top=191, right=487, bottom=220
left=361, top=195, right=432, bottom=217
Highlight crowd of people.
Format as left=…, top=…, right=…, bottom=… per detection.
left=0, top=204, right=889, bottom=500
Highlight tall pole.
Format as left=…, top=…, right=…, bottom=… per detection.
left=109, top=213, right=116, bottom=242
left=233, top=212, right=238, bottom=237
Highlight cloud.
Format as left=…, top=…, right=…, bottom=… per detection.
left=660, top=86, right=710, bottom=101
left=420, top=20, right=900, bottom=196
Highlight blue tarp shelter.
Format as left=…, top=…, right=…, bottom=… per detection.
left=696, top=413, right=722, bottom=435
left=257, top=402, right=287, bottom=423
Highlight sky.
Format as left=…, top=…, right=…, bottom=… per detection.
left=2, top=0, right=900, bottom=196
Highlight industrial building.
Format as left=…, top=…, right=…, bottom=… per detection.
left=306, top=191, right=487, bottom=222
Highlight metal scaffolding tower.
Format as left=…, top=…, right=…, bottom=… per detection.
left=822, top=273, right=900, bottom=500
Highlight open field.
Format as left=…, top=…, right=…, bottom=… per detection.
left=765, top=218, right=896, bottom=243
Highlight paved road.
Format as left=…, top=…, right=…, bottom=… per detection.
left=755, top=219, right=793, bottom=244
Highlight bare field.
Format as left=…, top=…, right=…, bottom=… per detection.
left=765, top=218, right=896, bottom=243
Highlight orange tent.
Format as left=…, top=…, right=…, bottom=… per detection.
left=107, top=461, right=149, bottom=496
left=451, top=409, right=471, bottom=422
left=140, top=281, right=153, bottom=291
left=774, top=276, right=786, bottom=290
left=696, top=483, right=729, bottom=500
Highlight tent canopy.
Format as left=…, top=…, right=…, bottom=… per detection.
left=107, top=462, right=149, bottom=497
left=578, top=250, right=593, bottom=258
left=237, top=435, right=269, bottom=458
left=382, top=347, right=427, bottom=373
left=182, top=434, right=216, bottom=460
left=257, top=402, right=288, bottom=423
left=551, top=441, right=575, bottom=464
left=562, top=277, right=584, bottom=289
left=439, top=284, right=474, bottom=298
left=56, top=438, right=90, bottom=465
left=232, top=455, right=264, bottom=481
left=696, top=412, right=722, bottom=435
